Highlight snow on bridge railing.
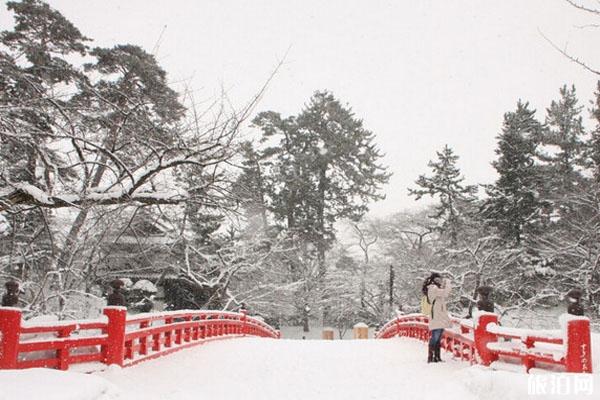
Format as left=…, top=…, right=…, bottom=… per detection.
left=0, top=306, right=280, bottom=371
left=375, top=311, right=592, bottom=373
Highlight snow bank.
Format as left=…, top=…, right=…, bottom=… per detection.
left=0, top=368, right=119, bottom=400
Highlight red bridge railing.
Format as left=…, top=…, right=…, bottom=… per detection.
left=375, top=312, right=593, bottom=373
left=0, top=306, right=280, bottom=370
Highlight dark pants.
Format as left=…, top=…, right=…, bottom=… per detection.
left=429, top=328, right=444, bottom=346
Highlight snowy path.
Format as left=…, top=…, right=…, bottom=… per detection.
left=99, top=338, right=476, bottom=400
left=1, top=336, right=599, bottom=400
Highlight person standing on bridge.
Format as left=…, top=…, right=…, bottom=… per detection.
left=422, top=272, right=452, bottom=363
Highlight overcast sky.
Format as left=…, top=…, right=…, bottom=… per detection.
left=2, top=0, right=600, bottom=216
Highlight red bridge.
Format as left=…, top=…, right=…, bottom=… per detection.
left=0, top=306, right=593, bottom=374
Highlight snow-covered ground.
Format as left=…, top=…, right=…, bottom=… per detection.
left=1, top=334, right=598, bottom=400
left=0, top=368, right=118, bottom=400
left=279, top=324, right=376, bottom=339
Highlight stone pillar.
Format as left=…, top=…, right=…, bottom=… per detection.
left=1, top=280, right=20, bottom=307
left=107, top=279, right=126, bottom=307
left=476, top=285, right=494, bottom=312
left=566, top=288, right=584, bottom=316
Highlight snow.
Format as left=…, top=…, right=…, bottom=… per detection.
left=131, top=279, right=158, bottom=293
left=486, top=339, right=565, bottom=363
left=92, top=338, right=494, bottom=399
left=119, top=278, right=133, bottom=288
left=1, top=328, right=599, bottom=400
left=13, top=182, right=51, bottom=204
left=2, top=335, right=599, bottom=399
left=279, top=325, right=376, bottom=340
left=53, top=194, right=79, bottom=203
left=0, top=213, right=9, bottom=235
left=0, top=368, right=119, bottom=400
left=558, top=312, right=590, bottom=327
left=486, top=323, right=562, bottom=339
left=0, top=306, right=21, bottom=312
left=473, top=310, right=497, bottom=326
left=21, top=315, right=107, bottom=329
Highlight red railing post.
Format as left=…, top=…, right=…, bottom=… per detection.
left=241, top=310, right=248, bottom=336
left=474, top=313, right=498, bottom=366
left=0, top=307, right=22, bottom=369
left=139, top=321, right=149, bottom=355
left=565, top=317, right=593, bottom=373
left=103, top=307, right=127, bottom=367
left=165, top=317, right=173, bottom=347
left=56, top=326, right=74, bottom=370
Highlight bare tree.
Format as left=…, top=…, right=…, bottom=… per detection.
left=540, top=1, right=600, bottom=75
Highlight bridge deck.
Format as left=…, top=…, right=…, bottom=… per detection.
left=1, top=336, right=598, bottom=399
left=94, top=337, right=534, bottom=400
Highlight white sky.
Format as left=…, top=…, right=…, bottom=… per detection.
left=3, top=0, right=600, bottom=216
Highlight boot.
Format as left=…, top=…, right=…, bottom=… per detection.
left=434, top=343, right=443, bottom=362
left=428, top=344, right=435, bottom=363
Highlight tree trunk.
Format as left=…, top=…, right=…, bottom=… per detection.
left=55, top=123, right=121, bottom=272
left=253, top=159, right=269, bottom=232
left=389, top=264, right=394, bottom=308
left=303, top=308, right=310, bottom=332
left=468, top=272, right=481, bottom=318
left=316, top=162, right=327, bottom=276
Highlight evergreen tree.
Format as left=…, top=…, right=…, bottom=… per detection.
left=539, top=85, right=586, bottom=194
left=587, top=81, right=600, bottom=182
left=251, top=91, right=391, bottom=274
left=233, top=141, right=273, bottom=232
left=408, top=145, right=477, bottom=244
left=0, top=0, right=89, bottom=186
left=482, top=101, right=543, bottom=245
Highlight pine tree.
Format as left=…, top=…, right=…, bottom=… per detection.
left=408, top=145, right=477, bottom=244
left=233, top=141, right=273, bottom=232
left=251, top=91, right=391, bottom=274
left=539, top=85, right=586, bottom=193
left=482, top=101, right=543, bottom=245
left=544, top=86, right=585, bottom=173
left=587, top=82, right=600, bottom=182
left=0, top=0, right=89, bottom=185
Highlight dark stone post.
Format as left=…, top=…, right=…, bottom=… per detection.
left=107, top=279, right=127, bottom=307
left=1, top=280, right=20, bottom=307
left=566, top=288, right=584, bottom=316
left=476, top=285, right=494, bottom=313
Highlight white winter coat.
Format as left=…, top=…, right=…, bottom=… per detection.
left=427, top=279, right=452, bottom=330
